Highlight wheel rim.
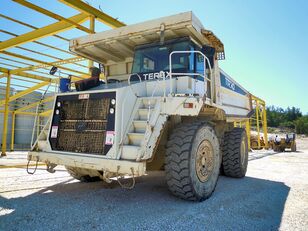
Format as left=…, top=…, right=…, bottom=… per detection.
left=240, top=138, right=246, bottom=165
left=195, top=139, right=214, bottom=183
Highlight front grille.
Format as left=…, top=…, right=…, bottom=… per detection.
left=60, top=99, right=109, bottom=120
left=49, top=92, right=116, bottom=155
left=57, top=130, right=106, bottom=153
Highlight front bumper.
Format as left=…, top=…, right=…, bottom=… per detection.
left=28, top=151, right=146, bottom=176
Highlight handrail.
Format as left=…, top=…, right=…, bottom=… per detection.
left=119, top=74, right=141, bottom=148
left=127, top=73, right=142, bottom=97
left=119, top=93, right=128, bottom=146
left=128, top=73, right=142, bottom=86
left=147, top=81, right=158, bottom=123
left=147, top=71, right=166, bottom=123
left=31, top=83, right=51, bottom=148
left=168, top=50, right=212, bottom=101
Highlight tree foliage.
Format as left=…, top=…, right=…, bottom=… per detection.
left=266, top=106, right=308, bottom=134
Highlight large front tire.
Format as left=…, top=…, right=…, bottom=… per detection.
left=165, top=122, right=221, bottom=201
left=222, top=128, right=248, bottom=178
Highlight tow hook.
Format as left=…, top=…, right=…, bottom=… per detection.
left=27, top=155, right=39, bottom=175
left=46, top=163, right=57, bottom=173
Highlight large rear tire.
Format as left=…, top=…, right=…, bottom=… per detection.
left=165, top=122, right=221, bottom=201
left=222, top=128, right=248, bottom=178
left=65, top=166, right=101, bottom=182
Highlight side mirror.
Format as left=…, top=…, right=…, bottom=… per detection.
left=49, top=66, right=58, bottom=75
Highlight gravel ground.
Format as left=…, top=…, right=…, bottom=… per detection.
left=1, top=149, right=308, bottom=231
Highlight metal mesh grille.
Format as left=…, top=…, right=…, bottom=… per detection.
left=61, top=98, right=110, bottom=120
left=55, top=97, right=110, bottom=154
left=57, top=131, right=106, bottom=153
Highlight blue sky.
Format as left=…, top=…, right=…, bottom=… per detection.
left=1, top=0, right=308, bottom=113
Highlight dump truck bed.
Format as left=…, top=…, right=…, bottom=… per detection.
left=69, top=11, right=224, bottom=64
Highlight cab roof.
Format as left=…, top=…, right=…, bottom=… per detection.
left=69, top=11, right=225, bottom=64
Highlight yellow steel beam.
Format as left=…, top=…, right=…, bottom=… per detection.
left=0, top=28, right=84, bottom=60
left=251, top=94, right=265, bottom=105
left=15, top=44, right=66, bottom=61
left=0, top=13, right=69, bottom=42
left=11, top=112, right=15, bottom=151
left=0, top=13, right=88, bottom=51
left=15, top=96, right=54, bottom=112
left=0, top=62, right=20, bottom=69
left=13, top=0, right=93, bottom=34
left=0, top=67, right=55, bottom=82
left=0, top=56, right=81, bottom=79
left=0, top=110, right=38, bottom=116
left=250, top=93, right=268, bottom=149
left=0, top=81, right=50, bottom=106
left=262, top=104, right=268, bottom=148
left=40, top=109, right=52, bottom=117
left=0, top=67, right=9, bottom=73
left=0, top=35, right=67, bottom=61
left=255, top=101, right=261, bottom=149
left=0, top=51, right=87, bottom=76
left=245, top=120, right=251, bottom=150
left=0, top=64, right=54, bottom=84
left=0, top=56, right=36, bottom=67
left=13, top=72, right=54, bottom=82
left=1, top=72, right=11, bottom=156
left=88, top=15, right=95, bottom=70
left=59, top=0, right=126, bottom=28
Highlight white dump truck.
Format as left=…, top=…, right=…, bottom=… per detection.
left=29, top=12, right=253, bottom=201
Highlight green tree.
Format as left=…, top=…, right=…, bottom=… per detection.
left=294, top=116, right=308, bottom=135
left=266, top=106, right=305, bottom=132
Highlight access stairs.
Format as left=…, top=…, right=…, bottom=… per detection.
left=121, top=97, right=167, bottom=161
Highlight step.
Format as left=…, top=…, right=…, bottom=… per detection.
left=142, top=98, right=157, bottom=107
left=137, top=109, right=151, bottom=120
left=127, top=132, right=145, bottom=146
left=132, top=120, right=148, bottom=133
left=121, top=145, right=140, bottom=160
left=38, top=130, right=48, bottom=140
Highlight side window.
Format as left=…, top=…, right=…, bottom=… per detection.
left=196, top=53, right=204, bottom=74
left=142, top=56, right=155, bottom=72
left=189, top=46, right=194, bottom=72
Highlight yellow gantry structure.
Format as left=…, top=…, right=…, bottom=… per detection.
left=0, top=0, right=125, bottom=156
left=233, top=94, right=269, bottom=150
left=250, top=94, right=269, bottom=149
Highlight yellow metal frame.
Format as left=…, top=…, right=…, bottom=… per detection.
left=0, top=1, right=124, bottom=154
left=233, top=94, right=268, bottom=150
left=250, top=95, right=268, bottom=149
left=1, top=70, right=11, bottom=156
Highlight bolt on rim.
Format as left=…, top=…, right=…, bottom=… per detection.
left=195, top=139, right=214, bottom=183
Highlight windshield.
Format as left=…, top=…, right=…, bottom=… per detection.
left=131, top=40, right=194, bottom=74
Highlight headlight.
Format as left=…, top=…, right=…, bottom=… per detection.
left=111, top=99, right=116, bottom=105
left=109, top=108, right=115, bottom=114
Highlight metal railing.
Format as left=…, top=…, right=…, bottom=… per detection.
left=119, top=73, right=142, bottom=148
left=127, top=73, right=142, bottom=97
left=30, top=83, right=52, bottom=148
left=168, top=50, right=213, bottom=102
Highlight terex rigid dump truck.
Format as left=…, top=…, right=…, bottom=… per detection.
left=28, top=12, right=254, bottom=201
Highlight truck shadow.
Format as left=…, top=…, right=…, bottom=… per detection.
left=0, top=172, right=290, bottom=231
